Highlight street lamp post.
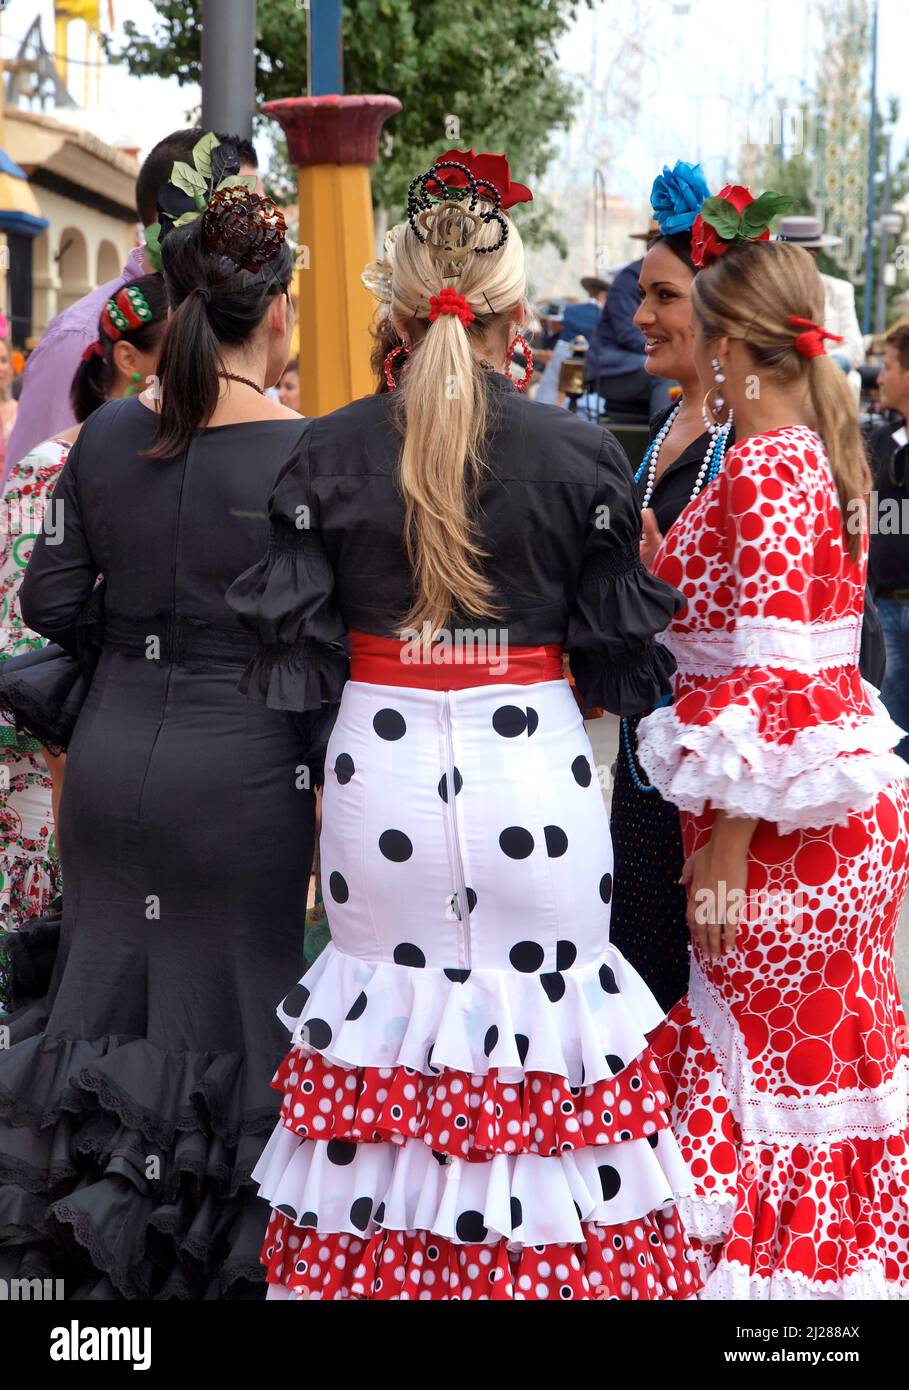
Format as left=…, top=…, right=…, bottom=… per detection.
left=201, top=0, right=256, bottom=141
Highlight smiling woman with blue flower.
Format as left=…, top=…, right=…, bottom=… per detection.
left=608, top=159, right=732, bottom=1010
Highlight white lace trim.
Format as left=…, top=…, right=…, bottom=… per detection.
left=689, top=962, right=909, bottom=1143
left=667, top=614, right=861, bottom=677
left=677, top=1193, right=733, bottom=1245
left=636, top=693, right=908, bottom=832
left=696, top=1256, right=909, bottom=1301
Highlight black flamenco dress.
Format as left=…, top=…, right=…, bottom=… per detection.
left=0, top=396, right=343, bottom=1299
left=609, top=409, right=888, bottom=1013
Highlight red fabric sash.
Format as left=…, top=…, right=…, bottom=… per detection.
left=349, top=630, right=564, bottom=690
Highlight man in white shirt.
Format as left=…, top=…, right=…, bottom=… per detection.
left=776, top=215, right=865, bottom=372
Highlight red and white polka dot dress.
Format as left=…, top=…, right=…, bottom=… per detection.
left=637, top=424, right=909, bottom=1299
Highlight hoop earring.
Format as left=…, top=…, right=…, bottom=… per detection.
left=383, top=343, right=412, bottom=392
left=701, top=355, right=733, bottom=433
left=505, top=334, right=533, bottom=391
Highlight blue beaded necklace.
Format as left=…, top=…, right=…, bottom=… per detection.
left=623, top=405, right=732, bottom=795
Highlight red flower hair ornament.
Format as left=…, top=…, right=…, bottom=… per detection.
left=432, top=149, right=533, bottom=209
left=428, top=287, right=475, bottom=326
left=691, top=185, right=793, bottom=269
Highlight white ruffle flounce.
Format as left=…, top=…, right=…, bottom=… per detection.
left=636, top=696, right=908, bottom=831
left=253, top=1123, right=693, bottom=1248
left=276, top=942, right=666, bottom=1089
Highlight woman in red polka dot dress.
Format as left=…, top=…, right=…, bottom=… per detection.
left=228, top=153, right=704, bottom=1301
left=636, top=213, right=909, bottom=1299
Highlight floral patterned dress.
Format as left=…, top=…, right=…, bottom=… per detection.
left=637, top=425, right=909, bottom=1299
left=0, top=437, right=69, bottom=945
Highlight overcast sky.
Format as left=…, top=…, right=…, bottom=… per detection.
left=1, top=0, right=902, bottom=207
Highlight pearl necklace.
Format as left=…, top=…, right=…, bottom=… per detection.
left=627, top=398, right=733, bottom=796
left=636, top=400, right=734, bottom=508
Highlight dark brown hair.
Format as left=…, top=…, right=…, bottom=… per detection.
left=885, top=322, right=909, bottom=371
left=146, top=214, right=292, bottom=459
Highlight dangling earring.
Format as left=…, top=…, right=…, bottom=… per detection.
left=124, top=371, right=143, bottom=398
left=505, top=334, right=533, bottom=391
left=383, top=343, right=412, bottom=392
left=702, top=355, right=733, bottom=434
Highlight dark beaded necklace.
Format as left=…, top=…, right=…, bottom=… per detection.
left=218, top=371, right=264, bottom=395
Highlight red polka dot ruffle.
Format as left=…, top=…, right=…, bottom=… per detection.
left=262, top=1207, right=702, bottom=1300
left=272, top=1046, right=671, bottom=1160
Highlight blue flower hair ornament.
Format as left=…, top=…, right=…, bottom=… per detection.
left=650, top=160, right=712, bottom=236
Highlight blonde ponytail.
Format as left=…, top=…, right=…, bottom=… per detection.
left=691, top=240, right=870, bottom=562
left=390, top=198, right=528, bottom=637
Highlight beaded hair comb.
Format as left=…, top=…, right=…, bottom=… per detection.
left=200, top=185, right=288, bottom=273
left=405, top=160, right=509, bottom=279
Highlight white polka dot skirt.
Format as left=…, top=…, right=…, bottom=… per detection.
left=254, top=677, right=702, bottom=1300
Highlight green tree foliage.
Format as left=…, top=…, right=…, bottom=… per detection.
left=112, top=0, right=592, bottom=247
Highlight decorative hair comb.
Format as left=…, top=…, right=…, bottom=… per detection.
left=406, top=160, right=509, bottom=278
left=200, top=185, right=287, bottom=272
left=144, top=132, right=258, bottom=270
left=691, top=185, right=794, bottom=269
left=84, top=284, right=157, bottom=360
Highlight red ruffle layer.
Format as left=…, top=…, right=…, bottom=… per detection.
left=262, top=1207, right=701, bottom=1300
left=272, top=1047, right=670, bottom=1160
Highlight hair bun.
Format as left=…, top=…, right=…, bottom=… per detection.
left=200, top=185, right=287, bottom=272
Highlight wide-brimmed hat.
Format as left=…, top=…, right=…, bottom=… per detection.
left=630, top=217, right=660, bottom=242
left=581, top=275, right=611, bottom=296
left=776, top=215, right=842, bottom=249
left=535, top=300, right=565, bottom=322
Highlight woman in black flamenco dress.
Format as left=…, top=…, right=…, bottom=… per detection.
left=0, top=200, right=339, bottom=1298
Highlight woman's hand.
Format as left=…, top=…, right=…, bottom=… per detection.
left=681, top=812, right=757, bottom=958
left=640, top=508, right=664, bottom=570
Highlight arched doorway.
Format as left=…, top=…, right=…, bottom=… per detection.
left=56, top=227, right=90, bottom=312
left=96, top=239, right=121, bottom=287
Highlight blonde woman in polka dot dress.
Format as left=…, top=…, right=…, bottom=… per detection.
left=228, top=152, right=707, bottom=1302
left=637, top=225, right=909, bottom=1298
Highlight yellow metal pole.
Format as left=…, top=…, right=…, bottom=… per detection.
left=265, top=95, right=401, bottom=418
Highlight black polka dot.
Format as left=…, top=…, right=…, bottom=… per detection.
left=544, top=825, right=568, bottom=858
left=483, top=1025, right=499, bottom=1056
left=329, top=871, right=349, bottom=904
left=526, top=707, right=539, bottom=736
left=394, top=942, right=426, bottom=968
left=571, top=755, right=592, bottom=787
left=438, top=768, right=463, bottom=802
left=444, top=968, right=471, bottom=983
left=515, top=1033, right=530, bottom=1065
left=492, top=705, right=527, bottom=737
left=431, top=1151, right=448, bottom=1166
left=303, top=1018, right=333, bottom=1050
left=326, top=1139, right=357, bottom=1166
left=604, top=1054, right=625, bottom=1075
left=499, top=826, right=534, bottom=859
left=345, top=991, right=368, bottom=1021
left=373, top=708, right=406, bottom=740
left=379, top=829, right=413, bottom=862
left=349, top=1196, right=373, bottom=1232
left=599, top=872, right=613, bottom=905
left=276, top=1203, right=297, bottom=1220
left=541, top=971, right=565, bottom=1003
left=598, top=1165, right=622, bottom=1201
left=647, top=1132, right=659, bottom=1148
left=599, top=963, right=619, bottom=994
left=509, top=940, right=545, bottom=973
left=456, top=1209, right=488, bottom=1243
left=334, top=753, right=355, bottom=784
left=282, top=982, right=310, bottom=1015
left=374, top=1201, right=386, bottom=1224
left=556, top=940, right=577, bottom=971
left=451, top=887, right=477, bottom=920
left=299, top=1211, right=318, bottom=1228
left=510, top=1196, right=523, bottom=1229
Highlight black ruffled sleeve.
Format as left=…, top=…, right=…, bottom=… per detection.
left=227, top=430, right=348, bottom=712
left=565, top=430, right=683, bottom=716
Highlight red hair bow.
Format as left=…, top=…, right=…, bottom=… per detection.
left=788, top=315, right=844, bottom=360
left=428, top=287, right=475, bottom=326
